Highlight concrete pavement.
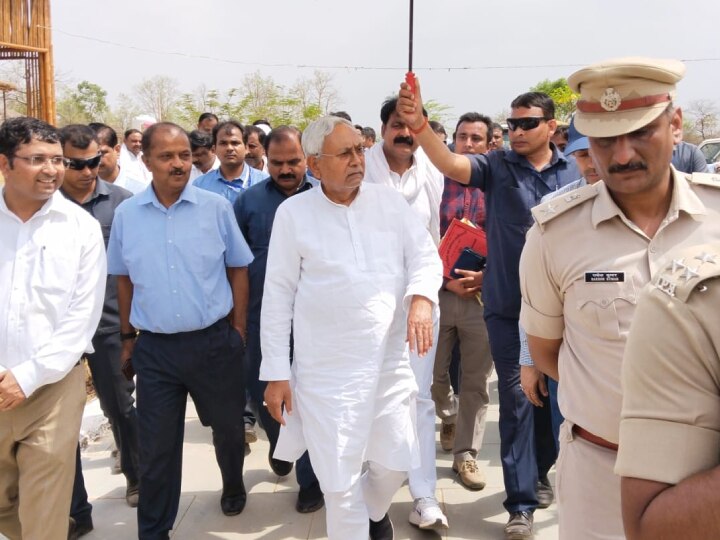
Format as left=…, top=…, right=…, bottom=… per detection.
left=47, top=374, right=560, bottom=539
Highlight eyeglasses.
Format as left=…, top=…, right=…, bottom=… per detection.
left=318, top=144, right=365, bottom=162
left=13, top=155, right=70, bottom=168
left=506, top=117, right=549, bottom=132
left=65, top=154, right=102, bottom=171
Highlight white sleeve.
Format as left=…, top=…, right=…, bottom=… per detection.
left=12, top=221, right=107, bottom=396
left=259, top=203, right=301, bottom=381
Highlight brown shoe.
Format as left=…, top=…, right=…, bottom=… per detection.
left=452, top=458, right=486, bottom=490
left=504, top=511, right=533, bottom=540
left=440, top=422, right=455, bottom=452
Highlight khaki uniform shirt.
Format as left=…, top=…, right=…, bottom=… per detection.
left=616, top=243, right=720, bottom=485
left=519, top=168, right=720, bottom=444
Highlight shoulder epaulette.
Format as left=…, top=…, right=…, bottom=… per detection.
left=531, top=182, right=599, bottom=231
left=686, top=172, right=720, bottom=188
left=653, top=243, right=720, bottom=301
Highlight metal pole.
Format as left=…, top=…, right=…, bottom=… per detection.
left=408, top=0, right=414, bottom=73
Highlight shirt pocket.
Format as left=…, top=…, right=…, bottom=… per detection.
left=495, top=184, right=533, bottom=226
left=572, top=279, right=638, bottom=340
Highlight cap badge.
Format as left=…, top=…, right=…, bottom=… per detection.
left=600, top=88, right=622, bottom=112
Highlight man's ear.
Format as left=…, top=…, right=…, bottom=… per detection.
left=142, top=153, right=151, bottom=168
left=670, top=107, right=684, bottom=143
left=546, top=119, right=557, bottom=138
left=0, top=153, right=11, bottom=178
left=114, top=144, right=121, bottom=156
left=307, top=155, right=322, bottom=180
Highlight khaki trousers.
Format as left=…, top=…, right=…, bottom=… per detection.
left=431, top=289, right=493, bottom=460
left=0, top=365, right=85, bottom=540
left=556, top=421, right=625, bottom=540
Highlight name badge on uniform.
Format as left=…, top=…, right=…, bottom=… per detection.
left=584, top=271, right=625, bottom=283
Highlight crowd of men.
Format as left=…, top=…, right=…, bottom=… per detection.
left=2, top=54, right=720, bottom=540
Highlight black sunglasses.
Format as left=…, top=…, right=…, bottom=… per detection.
left=66, top=153, right=102, bottom=171
left=506, top=117, right=548, bottom=132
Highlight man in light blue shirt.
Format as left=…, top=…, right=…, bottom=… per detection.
left=194, top=119, right=268, bottom=204
left=107, top=122, right=254, bottom=539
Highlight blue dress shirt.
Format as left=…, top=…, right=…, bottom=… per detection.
left=193, top=164, right=269, bottom=205
left=468, top=145, right=579, bottom=318
left=234, top=176, right=317, bottom=326
left=107, top=183, right=253, bottom=333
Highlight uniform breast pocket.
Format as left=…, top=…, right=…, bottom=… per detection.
left=572, top=280, right=638, bottom=340
left=495, top=185, right=532, bottom=225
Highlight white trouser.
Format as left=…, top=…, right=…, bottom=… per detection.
left=408, top=319, right=440, bottom=500
left=324, top=461, right=406, bottom=540
left=557, top=422, right=625, bottom=540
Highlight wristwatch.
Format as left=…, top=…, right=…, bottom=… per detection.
left=120, top=330, right=138, bottom=341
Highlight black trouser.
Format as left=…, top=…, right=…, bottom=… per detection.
left=71, top=331, right=139, bottom=521
left=133, top=319, right=246, bottom=540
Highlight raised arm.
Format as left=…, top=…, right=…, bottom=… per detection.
left=397, top=78, right=473, bottom=184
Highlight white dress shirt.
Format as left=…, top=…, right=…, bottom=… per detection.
left=0, top=191, right=107, bottom=396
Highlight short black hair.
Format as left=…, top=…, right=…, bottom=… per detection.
left=198, top=112, right=218, bottom=124
left=141, top=122, right=189, bottom=156
left=188, top=129, right=213, bottom=151
left=212, top=120, right=245, bottom=145
left=252, top=119, right=271, bottom=128
left=0, top=116, right=60, bottom=159
left=124, top=128, right=141, bottom=140
left=491, top=122, right=503, bottom=132
left=244, top=125, right=266, bottom=147
left=263, top=125, right=302, bottom=154
left=361, top=126, right=376, bottom=142
left=429, top=120, right=446, bottom=137
left=330, top=111, right=352, bottom=122
left=454, top=112, right=493, bottom=144
left=59, top=124, right=98, bottom=150
left=510, top=92, right=555, bottom=119
left=89, top=122, right=118, bottom=147
left=380, top=97, right=428, bottom=125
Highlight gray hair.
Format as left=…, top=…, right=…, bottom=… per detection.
left=302, top=116, right=354, bottom=157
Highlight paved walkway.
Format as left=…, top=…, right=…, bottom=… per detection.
left=48, top=374, right=560, bottom=539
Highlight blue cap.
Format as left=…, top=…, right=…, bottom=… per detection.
left=563, top=115, right=589, bottom=156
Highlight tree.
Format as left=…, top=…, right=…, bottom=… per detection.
left=55, top=80, right=110, bottom=126
left=686, top=99, right=719, bottom=141
left=134, top=76, right=180, bottom=121
left=529, top=78, right=579, bottom=122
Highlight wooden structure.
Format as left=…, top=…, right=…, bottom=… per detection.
left=0, top=0, right=55, bottom=122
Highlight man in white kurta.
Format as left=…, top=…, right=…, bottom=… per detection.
left=260, top=117, right=442, bottom=540
left=363, top=98, right=447, bottom=530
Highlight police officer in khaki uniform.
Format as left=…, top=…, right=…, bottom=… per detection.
left=616, top=243, right=720, bottom=540
left=519, top=57, right=720, bottom=539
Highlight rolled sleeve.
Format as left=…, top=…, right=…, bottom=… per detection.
left=467, top=153, right=490, bottom=191
left=519, top=225, right=565, bottom=339
left=616, top=285, right=720, bottom=484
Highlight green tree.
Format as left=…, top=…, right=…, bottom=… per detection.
left=529, top=78, right=578, bottom=122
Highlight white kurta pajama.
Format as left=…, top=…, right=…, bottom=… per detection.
left=364, top=143, right=445, bottom=501
left=260, top=182, right=442, bottom=537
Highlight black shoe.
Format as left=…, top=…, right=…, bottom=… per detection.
left=536, top=476, right=554, bottom=509
left=369, top=513, right=394, bottom=540
left=504, top=511, right=533, bottom=540
left=126, top=481, right=139, bottom=508
left=268, top=450, right=293, bottom=477
left=68, top=516, right=94, bottom=540
left=220, top=490, right=247, bottom=516
left=295, top=481, right=324, bottom=513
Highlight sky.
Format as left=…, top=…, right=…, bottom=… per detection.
left=49, top=0, right=720, bottom=131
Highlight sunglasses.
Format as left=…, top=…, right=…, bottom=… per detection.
left=506, top=117, right=548, bottom=132
left=66, top=153, right=102, bottom=171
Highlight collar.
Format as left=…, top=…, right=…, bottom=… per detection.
left=216, top=163, right=249, bottom=185
left=0, top=189, right=65, bottom=222
left=503, top=143, right=567, bottom=170
left=266, top=175, right=317, bottom=195
left=318, top=181, right=365, bottom=207
left=591, top=166, right=707, bottom=228
left=136, top=181, right=198, bottom=209
left=84, top=178, right=111, bottom=203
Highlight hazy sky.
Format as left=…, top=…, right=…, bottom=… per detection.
left=50, top=0, right=720, bottom=130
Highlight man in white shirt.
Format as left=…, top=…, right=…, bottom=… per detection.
left=90, top=122, right=148, bottom=194
left=261, top=116, right=442, bottom=540
left=119, top=128, right=152, bottom=184
left=363, top=98, right=447, bottom=531
left=0, top=117, right=106, bottom=540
